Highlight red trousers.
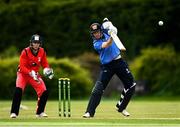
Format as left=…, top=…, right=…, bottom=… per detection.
left=16, top=72, right=47, bottom=97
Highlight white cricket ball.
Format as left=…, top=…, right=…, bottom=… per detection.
left=158, top=21, right=163, bottom=26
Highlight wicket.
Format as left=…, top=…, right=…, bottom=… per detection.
left=58, top=78, right=71, bottom=117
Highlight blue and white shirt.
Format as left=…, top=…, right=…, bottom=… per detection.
left=93, top=33, right=120, bottom=64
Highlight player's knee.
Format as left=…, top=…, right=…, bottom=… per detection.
left=15, top=87, right=23, bottom=95
left=37, top=89, right=47, bottom=98
left=127, top=72, right=134, bottom=83
left=38, top=90, right=48, bottom=104
left=39, top=90, right=48, bottom=102
left=13, top=87, right=23, bottom=100
left=126, top=82, right=136, bottom=94
left=41, top=90, right=48, bottom=98
left=131, top=82, right=136, bottom=88
left=37, top=90, right=48, bottom=114
left=92, top=81, right=104, bottom=95
left=130, top=83, right=136, bottom=93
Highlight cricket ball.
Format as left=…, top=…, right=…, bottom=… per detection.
left=158, top=21, right=163, bottom=26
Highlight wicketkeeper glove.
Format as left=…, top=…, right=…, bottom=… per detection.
left=43, top=68, right=54, bottom=79
left=29, top=70, right=39, bottom=82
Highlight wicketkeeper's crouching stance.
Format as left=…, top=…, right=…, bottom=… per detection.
left=10, top=34, right=54, bottom=118
left=83, top=19, right=136, bottom=118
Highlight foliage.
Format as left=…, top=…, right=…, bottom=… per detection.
left=0, top=0, right=180, bottom=97
left=72, top=52, right=100, bottom=81
left=0, top=46, right=19, bottom=59
left=45, top=57, right=93, bottom=99
left=0, top=57, right=93, bottom=99
left=0, top=0, right=179, bottom=59
left=131, top=46, right=180, bottom=95
left=0, top=57, right=18, bottom=99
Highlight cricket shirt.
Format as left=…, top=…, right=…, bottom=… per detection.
left=93, top=33, right=120, bottom=64
left=18, top=47, right=49, bottom=74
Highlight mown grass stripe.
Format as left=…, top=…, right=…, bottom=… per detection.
left=0, top=122, right=180, bottom=126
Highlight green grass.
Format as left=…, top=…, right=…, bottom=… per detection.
left=0, top=99, right=180, bottom=126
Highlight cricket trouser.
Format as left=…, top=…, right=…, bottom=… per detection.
left=86, top=58, right=135, bottom=116
left=16, top=72, right=47, bottom=97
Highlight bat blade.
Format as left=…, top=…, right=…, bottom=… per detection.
left=111, top=33, right=126, bottom=51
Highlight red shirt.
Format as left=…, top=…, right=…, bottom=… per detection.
left=18, top=47, right=49, bottom=75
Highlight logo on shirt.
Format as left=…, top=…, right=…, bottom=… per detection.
left=103, top=70, right=108, bottom=73
left=126, top=68, right=130, bottom=73
left=38, top=57, right=41, bottom=62
left=31, top=62, right=37, bottom=66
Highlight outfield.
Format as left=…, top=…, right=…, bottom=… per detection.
left=0, top=99, right=180, bottom=127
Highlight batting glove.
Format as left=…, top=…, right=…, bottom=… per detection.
left=108, top=26, right=118, bottom=35
left=102, top=21, right=118, bottom=35
left=102, top=21, right=113, bottom=30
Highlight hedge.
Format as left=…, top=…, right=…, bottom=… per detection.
left=131, top=46, right=180, bottom=96
left=0, top=57, right=93, bottom=99
left=0, top=0, right=179, bottom=59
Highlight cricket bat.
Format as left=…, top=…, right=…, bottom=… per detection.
left=103, top=18, right=126, bottom=51
left=111, top=32, right=126, bottom=51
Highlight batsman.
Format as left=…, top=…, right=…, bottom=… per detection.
left=10, top=34, right=54, bottom=118
left=83, top=19, right=136, bottom=118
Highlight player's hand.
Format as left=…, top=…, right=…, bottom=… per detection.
left=102, top=18, right=118, bottom=35
left=108, top=26, right=118, bottom=35
left=102, top=21, right=113, bottom=30
left=29, top=70, right=39, bottom=82
left=43, top=68, right=54, bottom=79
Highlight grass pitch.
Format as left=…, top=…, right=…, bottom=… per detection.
left=0, top=99, right=180, bottom=127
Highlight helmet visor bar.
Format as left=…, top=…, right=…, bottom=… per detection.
left=90, top=24, right=101, bottom=34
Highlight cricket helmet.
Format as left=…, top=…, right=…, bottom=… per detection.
left=89, top=22, right=103, bottom=39
left=90, top=23, right=101, bottom=34
left=30, top=34, right=42, bottom=45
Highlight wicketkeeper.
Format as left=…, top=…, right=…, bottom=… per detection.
left=83, top=19, right=136, bottom=118
left=10, top=34, right=54, bottom=118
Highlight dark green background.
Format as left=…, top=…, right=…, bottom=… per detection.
left=0, top=0, right=179, bottom=99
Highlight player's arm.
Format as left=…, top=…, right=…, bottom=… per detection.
left=101, top=37, right=113, bottom=48
left=41, top=50, right=54, bottom=79
left=101, top=19, right=118, bottom=48
left=102, top=18, right=126, bottom=51
left=19, top=50, right=31, bottom=74
left=41, top=51, right=49, bottom=69
left=19, top=50, right=39, bottom=82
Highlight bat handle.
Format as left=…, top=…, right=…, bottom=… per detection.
left=103, top=17, right=109, bottom=22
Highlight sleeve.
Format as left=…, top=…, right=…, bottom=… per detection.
left=93, top=40, right=103, bottom=51
left=102, top=28, right=109, bottom=35
left=19, top=50, right=31, bottom=74
left=41, top=50, right=50, bottom=69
